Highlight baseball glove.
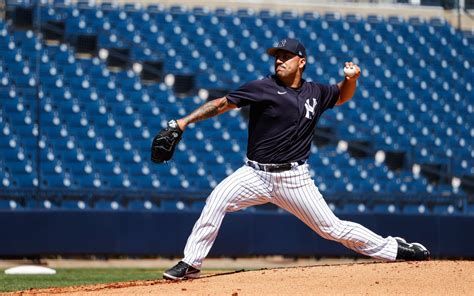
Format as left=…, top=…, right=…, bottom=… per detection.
left=151, top=119, right=183, bottom=163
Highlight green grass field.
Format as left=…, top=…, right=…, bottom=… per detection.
left=0, top=268, right=165, bottom=292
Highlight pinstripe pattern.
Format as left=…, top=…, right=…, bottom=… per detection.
left=183, top=163, right=397, bottom=269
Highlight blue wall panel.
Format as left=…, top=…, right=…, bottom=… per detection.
left=0, top=211, right=473, bottom=258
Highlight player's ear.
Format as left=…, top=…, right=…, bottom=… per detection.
left=299, top=57, right=306, bottom=69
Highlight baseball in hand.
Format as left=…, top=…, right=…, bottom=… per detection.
left=344, top=66, right=357, bottom=78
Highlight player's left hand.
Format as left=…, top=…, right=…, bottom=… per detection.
left=151, top=119, right=183, bottom=163
left=344, top=62, right=361, bottom=80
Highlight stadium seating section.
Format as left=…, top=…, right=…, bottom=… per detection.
left=0, top=1, right=473, bottom=215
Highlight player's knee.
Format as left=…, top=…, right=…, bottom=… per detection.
left=319, top=220, right=348, bottom=240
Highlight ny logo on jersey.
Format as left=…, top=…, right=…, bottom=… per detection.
left=305, top=98, right=317, bottom=119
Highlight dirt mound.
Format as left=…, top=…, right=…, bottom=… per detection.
left=9, top=260, right=474, bottom=295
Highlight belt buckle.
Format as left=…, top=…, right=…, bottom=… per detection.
left=265, top=163, right=291, bottom=172
left=247, top=160, right=296, bottom=172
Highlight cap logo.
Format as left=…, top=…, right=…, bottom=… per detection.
left=278, top=39, right=287, bottom=47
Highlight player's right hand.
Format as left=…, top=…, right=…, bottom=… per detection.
left=343, top=61, right=361, bottom=80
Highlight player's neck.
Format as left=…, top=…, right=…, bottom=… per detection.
left=278, top=73, right=302, bottom=88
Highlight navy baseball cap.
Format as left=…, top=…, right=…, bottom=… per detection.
left=266, top=38, right=307, bottom=58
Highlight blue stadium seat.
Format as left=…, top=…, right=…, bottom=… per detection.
left=0, top=199, right=21, bottom=210
left=94, top=200, right=123, bottom=210
left=372, top=203, right=400, bottom=214
left=25, top=199, right=58, bottom=210
left=161, top=199, right=188, bottom=211
left=403, top=203, right=429, bottom=215
left=432, top=204, right=459, bottom=215
left=128, top=200, right=159, bottom=211
left=62, top=200, right=89, bottom=210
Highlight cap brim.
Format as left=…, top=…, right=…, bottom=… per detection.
left=266, top=47, right=303, bottom=57
left=266, top=47, right=279, bottom=56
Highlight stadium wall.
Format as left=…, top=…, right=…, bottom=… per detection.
left=1, top=211, right=473, bottom=258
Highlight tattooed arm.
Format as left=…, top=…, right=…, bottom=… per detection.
left=176, top=97, right=237, bottom=131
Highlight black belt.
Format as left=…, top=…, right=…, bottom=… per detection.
left=246, top=159, right=306, bottom=173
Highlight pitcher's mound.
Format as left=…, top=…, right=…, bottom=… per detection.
left=20, top=260, right=474, bottom=295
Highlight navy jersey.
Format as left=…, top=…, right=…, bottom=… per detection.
left=226, top=75, right=340, bottom=164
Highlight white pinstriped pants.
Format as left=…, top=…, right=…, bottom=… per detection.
left=183, top=164, right=398, bottom=269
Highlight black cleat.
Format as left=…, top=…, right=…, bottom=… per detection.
left=395, top=237, right=430, bottom=261
left=163, top=261, right=201, bottom=280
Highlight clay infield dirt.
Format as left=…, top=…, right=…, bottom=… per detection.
left=6, top=260, right=473, bottom=295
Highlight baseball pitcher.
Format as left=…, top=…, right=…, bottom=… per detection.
left=151, top=38, right=430, bottom=280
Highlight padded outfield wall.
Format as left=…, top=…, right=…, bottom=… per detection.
left=1, top=211, right=473, bottom=258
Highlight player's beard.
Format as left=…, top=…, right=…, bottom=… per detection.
left=275, top=64, right=295, bottom=80
left=275, top=64, right=289, bottom=78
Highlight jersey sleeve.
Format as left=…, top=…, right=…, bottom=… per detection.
left=317, top=83, right=340, bottom=111
left=225, top=79, right=265, bottom=107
